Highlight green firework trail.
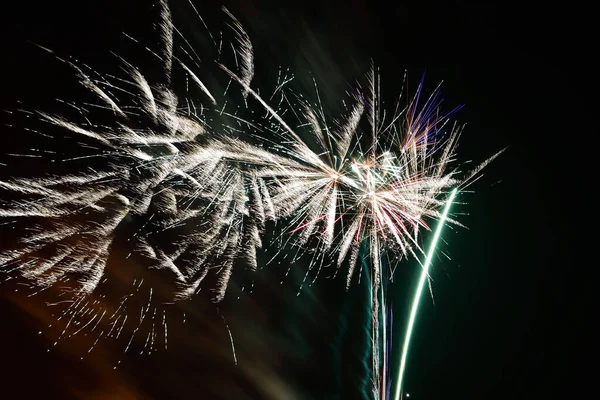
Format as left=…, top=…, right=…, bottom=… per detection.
left=394, top=188, right=458, bottom=400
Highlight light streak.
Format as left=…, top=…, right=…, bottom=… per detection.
left=394, top=187, right=457, bottom=400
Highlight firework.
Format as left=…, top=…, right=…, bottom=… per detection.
left=221, top=55, right=504, bottom=394
left=2, top=1, right=502, bottom=396
left=2, top=1, right=266, bottom=299
left=0, top=1, right=284, bottom=358
left=394, top=187, right=457, bottom=400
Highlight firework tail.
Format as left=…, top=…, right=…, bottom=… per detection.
left=386, top=308, right=393, bottom=398
left=359, top=240, right=389, bottom=399
left=360, top=248, right=374, bottom=398
left=380, top=281, right=387, bottom=398
left=393, top=188, right=458, bottom=400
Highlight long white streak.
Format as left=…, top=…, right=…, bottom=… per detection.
left=158, top=0, right=174, bottom=80
left=222, top=7, right=254, bottom=97
left=178, top=61, right=217, bottom=104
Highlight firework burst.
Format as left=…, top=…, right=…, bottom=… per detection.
left=0, top=1, right=282, bottom=357
left=219, top=56, right=503, bottom=397
left=2, top=1, right=503, bottom=396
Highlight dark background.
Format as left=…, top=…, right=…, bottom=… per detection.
left=0, top=0, right=588, bottom=399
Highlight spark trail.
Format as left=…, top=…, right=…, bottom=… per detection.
left=394, top=187, right=458, bottom=400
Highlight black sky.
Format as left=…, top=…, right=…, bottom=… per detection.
left=0, top=1, right=588, bottom=399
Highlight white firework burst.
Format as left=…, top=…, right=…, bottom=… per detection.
left=219, top=60, right=503, bottom=397
left=1, top=2, right=503, bottom=386
left=0, top=1, right=280, bottom=356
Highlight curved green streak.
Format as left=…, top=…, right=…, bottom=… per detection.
left=394, top=188, right=458, bottom=400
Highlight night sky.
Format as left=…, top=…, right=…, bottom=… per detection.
left=0, top=1, right=586, bottom=399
